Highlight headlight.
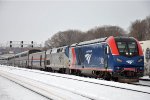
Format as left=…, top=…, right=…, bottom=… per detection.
left=139, top=67, right=143, bottom=70
left=138, top=59, right=143, bottom=62
left=116, top=67, right=120, bottom=70
left=117, top=58, right=122, bottom=62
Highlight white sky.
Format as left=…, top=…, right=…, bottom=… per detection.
left=0, top=0, right=150, bottom=44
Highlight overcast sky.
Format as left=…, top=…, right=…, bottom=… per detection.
left=0, top=0, right=150, bottom=45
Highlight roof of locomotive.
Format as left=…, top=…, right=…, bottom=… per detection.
left=114, top=36, right=137, bottom=42
left=71, top=37, right=108, bottom=47
left=46, top=45, right=69, bottom=54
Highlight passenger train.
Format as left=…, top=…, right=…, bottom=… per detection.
left=0, top=36, right=144, bottom=82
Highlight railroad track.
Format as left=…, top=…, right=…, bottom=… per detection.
left=128, top=79, right=150, bottom=87
left=140, top=78, right=150, bottom=81
left=128, top=82, right=150, bottom=87
left=3, top=66, right=150, bottom=95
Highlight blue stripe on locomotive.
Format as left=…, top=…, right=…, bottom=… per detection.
left=65, top=46, right=69, bottom=57
left=74, top=43, right=105, bottom=68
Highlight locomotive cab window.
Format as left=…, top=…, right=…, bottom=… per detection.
left=57, top=48, right=63, bottom=53
left=50, top=50, right=52, bottom=54
left=128, top=42, right=138, bottom=55
left=115, top=37, right=139, bottom=57
left=117, top=42, right=128, bottom=54
left=57, top=49, right=60, bottom=53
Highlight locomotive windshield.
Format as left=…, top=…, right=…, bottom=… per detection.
left=115, top=37, right=139, bottom=57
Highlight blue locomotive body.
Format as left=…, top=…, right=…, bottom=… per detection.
left=70, top=36, right=144, bottom=79
left=74, top=43, right=105, bottom=69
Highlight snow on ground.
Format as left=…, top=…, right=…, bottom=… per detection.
left=0, top=65, right=150, bottom=100
left=140, top=76, right=150, bottom=80
left=139, top=76, right=150, bottom=85
left=0, top=75, right=49, bottom=100
left=139, top=80, right=150, bottom=86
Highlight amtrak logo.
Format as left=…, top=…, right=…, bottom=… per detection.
left=100, top=57, right=104, bottom=64
left=126, top=60, right=134, bottom=64
left=85, top=54, right=92, bottom=64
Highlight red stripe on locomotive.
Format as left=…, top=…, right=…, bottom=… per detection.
left=135, top=38, right=143, bottom=56
left=106, top=36, right=119, bottom=55
left=71, top=48, right=76, bottom=67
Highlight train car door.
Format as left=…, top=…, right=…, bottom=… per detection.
left=104, top=45, right=109, bottom=69
left=40, top=55, right=42, bottom=67
left=31, top=56, right=33, bottom=68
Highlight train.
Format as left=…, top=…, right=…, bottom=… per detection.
left=0, top=36, right=144, bottom=82
left=140, top=40, right=150, bottom=76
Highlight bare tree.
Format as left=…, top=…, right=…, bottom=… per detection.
left=84, top=25, right=126, bottom=41
left=45, top=25, right=126, bottom=48
left=46, top=30, right=84, bottom=48
left=145, top=16, right=150, bottom=40
left=129, top=16, right=150, bottom=41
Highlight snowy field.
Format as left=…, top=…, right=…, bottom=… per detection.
left=0, top=76, right=49, bottom=100
left=0, top=65, right=150, bottom=100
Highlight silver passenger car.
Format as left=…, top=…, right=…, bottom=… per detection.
left=28, top=51, right=46, bottom=70
left=8, top=49, right=41, bottom=68
left=45, top=46, right=70, bottom=73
